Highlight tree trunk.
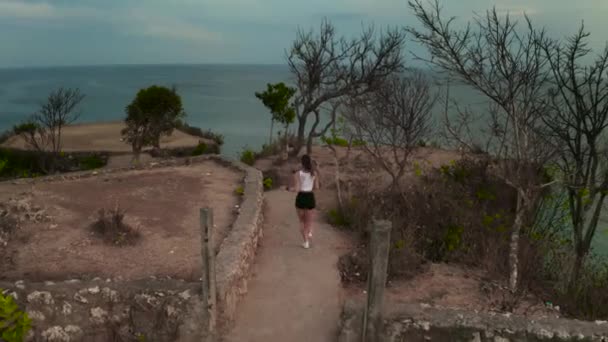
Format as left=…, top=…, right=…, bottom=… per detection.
left=509, top=193, right=525, bottom=292
left=269, top=118, right=275, bottom=146
left=306, top=135, right=314, bottom=155
left=569, top=251, right=585, bottom=293
left=291, top=116, right=307, bottom=157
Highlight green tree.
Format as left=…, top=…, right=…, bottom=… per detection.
left=255, top=82, right=296, bottom=145
left=121, top=86, right=185, bottom=162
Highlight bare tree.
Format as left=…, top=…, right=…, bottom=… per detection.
left=538, top=24, right=608, bottom=290
left=408, top=0, right=556, bottom=292
left=345, top=72, right=437, bottom=191
left=287, top=19, right=406, bottom=156
left=13, top=88, right=85, bottom=171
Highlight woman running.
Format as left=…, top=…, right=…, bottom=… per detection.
left=289, top=155, right=320, bottom=249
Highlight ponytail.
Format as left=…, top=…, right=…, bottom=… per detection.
left=301, top=154, right=314, bottom=176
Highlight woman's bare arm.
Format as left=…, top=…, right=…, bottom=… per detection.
left=290, top=171, right=300, bottom=192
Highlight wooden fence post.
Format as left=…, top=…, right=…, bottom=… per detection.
left=200, top=208, right=217, bottom=340
left=362, top=219, right=392, bottom=342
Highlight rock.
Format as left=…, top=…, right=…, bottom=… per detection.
left=88, top=286, right=100, bottom=294
left=64, top=325, right=83, bottom=338
left=178, top=289, right=192, bottom=301
left=494, top=337, right=510, bottom=342
left=101, top=287, right=119, bottom=303
left=41, top=326, right=70, bottom=342
left=65, top=279, right=80, bottom=284
left=90, top=307, right=108, bottom=324
left=44, top=281, right=56, bottom=286
left=166, top=305, right=180, bottom=318
left=15, top=280, right=25, bottom=290
left=27, top=310, right=46, bottom=322
left=135, top=293, right=160, bottom=308
left=74, top=293, right=88, bottom=304
left=27, top=291, right=54, bottom=305
left=62, top=302, right=73, bottom=315
left=471, top=332, right=482, bottom=342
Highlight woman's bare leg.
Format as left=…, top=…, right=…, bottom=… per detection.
left=296, top=209, right=307, bottom=242
left=304, top=209, right=315, bottom=239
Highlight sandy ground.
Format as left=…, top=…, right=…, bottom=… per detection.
left=1, top=121, right=202, bottom=153
left=0, top=160, right=242, bottom=281
left=223, top=190, right=352, bottom=342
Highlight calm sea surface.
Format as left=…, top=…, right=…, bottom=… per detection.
left=0, top=64, right=605, bottom=255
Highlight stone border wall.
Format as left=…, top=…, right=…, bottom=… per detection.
left=339, top=301, right=608, bottom=342
left=1, top=278, right=205, bottom=342
left=1, top=155, right=265, bottom=340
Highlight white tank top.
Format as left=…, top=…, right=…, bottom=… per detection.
left=299, top=170, right=315, bottom=192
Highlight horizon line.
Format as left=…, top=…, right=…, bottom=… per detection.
left=0, top=62, right=288, bottom=70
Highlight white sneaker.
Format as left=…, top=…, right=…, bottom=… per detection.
left=302, top=241, right=310, bottom=249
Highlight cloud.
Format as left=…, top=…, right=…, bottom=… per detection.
left=138, top=21, right=221, bottom=43
left=494, top=7, right=538, bottom=17
left=0, top=1, right=53, bottom=18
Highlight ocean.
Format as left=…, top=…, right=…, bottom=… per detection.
left=0, top=64, right=606, bottom=255
left=0, top=64, right=291, bottom=158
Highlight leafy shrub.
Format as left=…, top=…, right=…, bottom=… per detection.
left=191, top=142, right=207, bottom=156
left=201, top=130, right=225, bottom=147
left=78, top=155, right=105, bottom=170
left=176, top=122, right=225, bottom=147
left=0, top=291, right=32, bottom=342
left=0, top=148, right=45, bottom=179
left=327, top=208, right=352, bottom=227
left=91, top=206, right=140, bottom=246
left=263, top=177, right=273, bottom=190
left=235, top=186, right=245, bottom=196
left=239, top=148, right=257, bottom=166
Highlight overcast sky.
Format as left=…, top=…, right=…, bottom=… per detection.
left=1, top=0, right=607, bottom=68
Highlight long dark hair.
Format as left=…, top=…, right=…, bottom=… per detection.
left=301, top=154, right=314, bottom=175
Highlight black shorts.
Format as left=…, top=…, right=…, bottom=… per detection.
left=295, top=192, right=316, bottom=210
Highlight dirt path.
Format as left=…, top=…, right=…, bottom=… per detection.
left=223, top=189, right=350, bottom=342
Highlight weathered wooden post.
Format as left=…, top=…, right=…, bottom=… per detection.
left=200, top=208, right=217, bottom=340
left=362, top=219, right=392, bottom=342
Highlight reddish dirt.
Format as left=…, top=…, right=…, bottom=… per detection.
left=345, top=263, right=558, bottom=318
left=254, top=146, right=558, bottom=321
left=0, top=160, right=242, bottom=281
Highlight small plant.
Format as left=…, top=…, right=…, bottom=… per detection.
left=235, top=186, right=245, bottom=196
left=201, top=130, right=224, bottom=147
left=327, top=208, right=352, bottom=227
left=191, top=142, right=207, bottom=156
left=239, top=148, right=257, bottom=166
left=78, top=155, right=105, bottom=170
left=0, top=291, right=32, bottom=342
left=0, top=158, right=7, bottom=174
left=263, top=177, right=273, bottom=190
left=91, top=205, right=141, bottom=246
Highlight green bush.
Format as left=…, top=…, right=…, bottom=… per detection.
left=235, top=186, right=245, bottom=196
left=176, top=122, right=224, bottom=146
left=327, top=208, right=353, bottom=228
left=239, top=148, right=257, bottom=166
left=78, top=155, right=105, bottom=170
left=191, top=142, right=207, bottom=156
left=263, top=177, right=273, bottom=190
left=0, top=291, right=32, bottom=342
left=0, top=148, right=43, bottom=179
